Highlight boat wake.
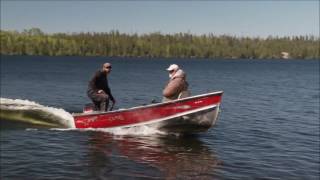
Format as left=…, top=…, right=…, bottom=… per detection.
left=0, top=97, right=168, bottom=135
left=0, top=98, right=75, bottom=128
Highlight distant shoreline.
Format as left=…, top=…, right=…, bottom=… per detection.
left=1, top=28, right=319, bottom=59
left=2, top=54, right=319, bottom=61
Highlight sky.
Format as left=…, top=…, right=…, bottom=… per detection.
left=1, top=0, right=319, bottom=38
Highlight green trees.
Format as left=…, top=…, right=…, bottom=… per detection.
left=0, top=28, right=319, bottom=59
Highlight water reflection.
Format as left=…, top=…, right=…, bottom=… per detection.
left=87, top=132, right=222, bottom=179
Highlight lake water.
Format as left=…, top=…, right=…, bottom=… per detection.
left=1, top=55, right=319, bottom=179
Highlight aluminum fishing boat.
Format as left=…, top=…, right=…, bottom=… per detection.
left=73, top=91, right=223, bottom=133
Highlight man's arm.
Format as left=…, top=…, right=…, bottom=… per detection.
left=88, top=71, right=99, bottom=92
left=163, top=78, right=183, bottom=98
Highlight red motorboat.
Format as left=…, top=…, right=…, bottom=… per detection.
left=73, top=91, right=223, bottom=133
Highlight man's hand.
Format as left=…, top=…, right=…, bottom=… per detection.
left=110, top=98, right=116, bottom=111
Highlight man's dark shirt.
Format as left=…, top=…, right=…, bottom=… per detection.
left=88, top=70, right=114, bottom=101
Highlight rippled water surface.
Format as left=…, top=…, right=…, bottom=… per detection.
left=1, top=56, right=319, bottom=179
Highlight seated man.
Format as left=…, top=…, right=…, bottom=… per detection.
left=87, top=62, right=116, bottom=111
left=162, top=64, right=190, bottom=102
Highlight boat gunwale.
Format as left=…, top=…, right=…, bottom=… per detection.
left=73, top=91, right=223, bottom=117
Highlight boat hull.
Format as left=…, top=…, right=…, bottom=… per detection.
left=73, top=91, right=223, bottom=133
left=153, top=105, right=220, bottom=133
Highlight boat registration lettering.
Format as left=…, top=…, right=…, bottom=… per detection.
left=108, top=115, right=125, bottom=121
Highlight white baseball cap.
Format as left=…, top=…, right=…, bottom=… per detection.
left=166, top=64, right=179, bottom=71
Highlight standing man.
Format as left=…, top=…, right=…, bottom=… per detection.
left=87, top=63, right=116, bottom=111
left=162, top=64, right=190, bottom=102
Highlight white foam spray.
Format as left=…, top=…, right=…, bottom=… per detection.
left=53, top=124, right=168, bottom=136
left=0, top=98, right=75, bottom=128
left=88, top=125, right=168, bottom=136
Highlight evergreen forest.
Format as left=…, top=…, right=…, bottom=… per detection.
left=1, top=28, right=319, bottom=59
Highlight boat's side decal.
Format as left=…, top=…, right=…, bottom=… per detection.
left=194, top=100, right=203, bottom=104
left=174, top=105, right=191, bottom=110
left=108, top=115, right=125, bottom=121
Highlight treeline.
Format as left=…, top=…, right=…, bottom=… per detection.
left=1, top=28, right=319, bottom=59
